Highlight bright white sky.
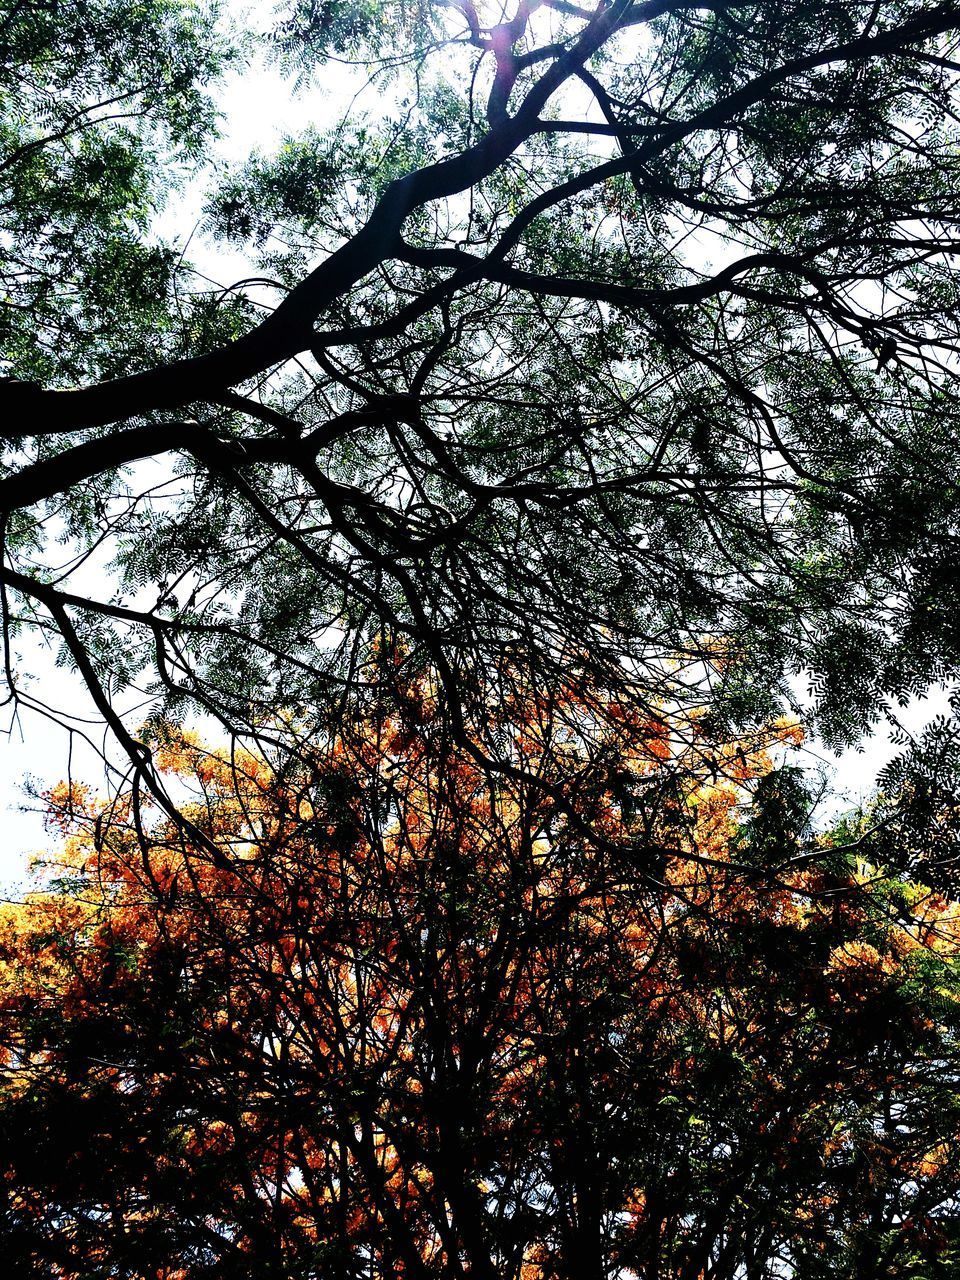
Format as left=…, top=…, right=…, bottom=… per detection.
left=0, top=3, right=951, bottom=887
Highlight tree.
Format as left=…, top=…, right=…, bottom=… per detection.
left=2, top=687, right=959, bottom=1278
left=5, top=1, right=960, bottom=787
left=0, top=0, right=231, bottom=384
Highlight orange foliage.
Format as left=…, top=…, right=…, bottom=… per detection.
left=1, top=682, right=959, bottom=1277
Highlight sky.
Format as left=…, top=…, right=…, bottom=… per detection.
left=0, top=2, right=951, bottom=888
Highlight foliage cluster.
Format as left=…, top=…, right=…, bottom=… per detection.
left=6, top=0, right=960, bottom=769
left=6, top=3, right=960, bottom=1273
left=2, top=688, right=960, bottom=1277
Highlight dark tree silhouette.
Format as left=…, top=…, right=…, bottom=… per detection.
left=5, top=0, right=960, bottom=790
left=2, top=685, right=958, bottom=1278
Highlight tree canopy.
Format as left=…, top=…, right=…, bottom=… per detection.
left=3, top=687, right=960, bottom=1278
left=1, top=0, right=231, bottom=384
left=9, top=6, right=960, bottom=1273
left=5, top=0, right=960, bottom=790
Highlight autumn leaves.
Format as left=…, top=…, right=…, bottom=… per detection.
left=3, top=685, right=960, bottom=1276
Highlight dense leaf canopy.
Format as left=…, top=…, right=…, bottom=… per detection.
left=3, top=691, right=960, bottom=1278
left=6, top=0, right=960, bottom=786
left=1, top=0, right=230, bottom=382
left=11, top=7, right=960, bottom=1276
